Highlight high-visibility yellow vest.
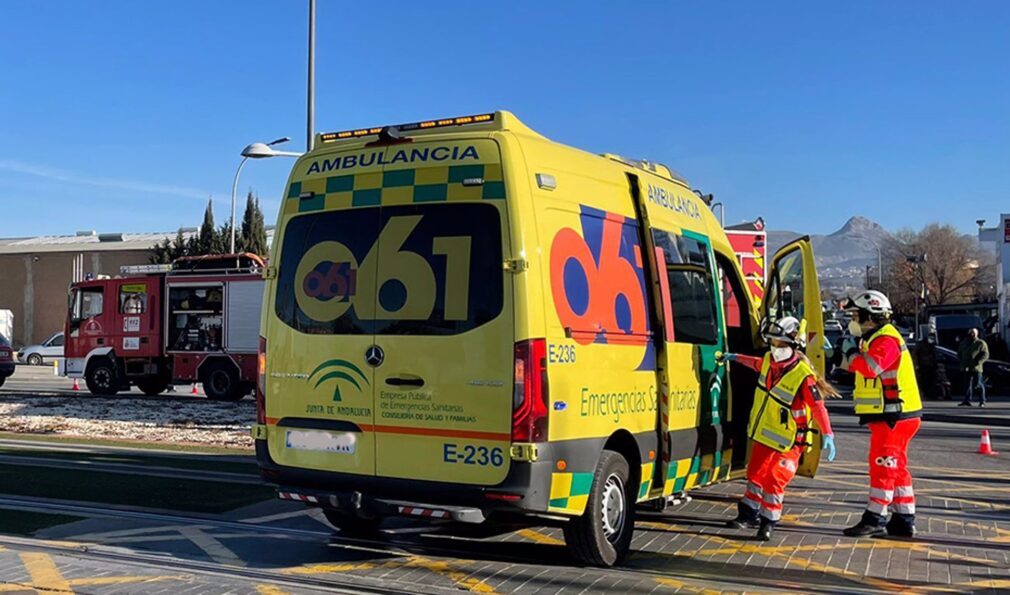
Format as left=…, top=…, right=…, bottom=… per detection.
left=749, top=354, right=814, bottom=453
left=852, top=324, right=922, bottom=415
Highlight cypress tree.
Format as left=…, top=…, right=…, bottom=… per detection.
left=240, top=192, right=268, bottom=257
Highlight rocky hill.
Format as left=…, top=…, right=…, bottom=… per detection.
left=767, top=216, right=891, bottom=295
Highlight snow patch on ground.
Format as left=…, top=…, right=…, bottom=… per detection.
left=0, top=394, right=254, bottom=448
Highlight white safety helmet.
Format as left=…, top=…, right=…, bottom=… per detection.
left=760, top=316, right=805, bottom=347
left=843, top=290, right=892, bottom=317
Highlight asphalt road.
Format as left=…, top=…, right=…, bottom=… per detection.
left=0, top=370, right=1007, bottom=593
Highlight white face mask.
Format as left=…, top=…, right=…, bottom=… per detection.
left=771, top=346, right=793, bottom=362
left=848, top=320, right=863, bottom=337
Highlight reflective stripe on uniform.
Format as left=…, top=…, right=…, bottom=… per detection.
left=894, top=486, right=914, bottom=498
left=762, top=492, right=784, bottom=506
left=770, top=387, right=794, bottom=403
left=760, top=428, right=794, bottom=450
left=867, top=500, right=888, bottom=515
left=883, top=402, right=902, bottom=413
left=791, top=409, right=806, bottom=418
left=860, top=353, right=886, bottom=376
left=760, top=507, right=782, bottom=522
left=869, top=487, right=893, bottom=503
left=891, top=502, right=916, bottom=515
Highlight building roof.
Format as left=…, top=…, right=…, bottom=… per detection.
left=0, top=229, right=274, bottom=255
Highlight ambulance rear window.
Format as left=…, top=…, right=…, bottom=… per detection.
left=274, top=203, right=504, bottom=336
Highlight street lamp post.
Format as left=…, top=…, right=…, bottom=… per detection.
left=307, top=0, right=316, bottom=152
left=867, top=239, right=883, bottom=287
left=230, top=137, right=301, bottom=254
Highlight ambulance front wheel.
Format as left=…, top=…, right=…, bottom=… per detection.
left=563, top=450, right=635, bottom=567
left=85, top=359, right=119, bottom=396
left=322, top=509, right=384, bottom=536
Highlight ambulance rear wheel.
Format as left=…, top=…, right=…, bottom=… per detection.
left=85, top=359, right=119, bottom=396
left=202, top=362, right=242, bottom=401
left=322, top=509, right=383, bottom=536
left=563, top=450, right=635, bottom=567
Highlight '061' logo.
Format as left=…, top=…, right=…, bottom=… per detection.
left=549, top=206, right=649, bottom=346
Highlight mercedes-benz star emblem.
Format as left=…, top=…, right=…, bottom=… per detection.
left=364, top=345, right=385, bottom=367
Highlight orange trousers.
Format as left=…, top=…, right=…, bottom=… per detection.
left=866, top=418, right=920, bottom=516
left=740, top=441, right=803, bottom=523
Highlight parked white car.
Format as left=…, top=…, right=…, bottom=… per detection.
left=824, top=319, right=844, bottom=332
left=19, top=332, right=64, bottom=365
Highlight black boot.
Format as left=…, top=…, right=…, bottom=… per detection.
left=843, top=511, right=886, bottom=537
left=726, top=502, right=760, bottom=529
left=756, top=519, right=775, bottom=541
left=886, top=513, right=916, bottom=538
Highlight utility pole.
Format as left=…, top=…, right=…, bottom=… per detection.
left=307, top=0, right=316, bottom=152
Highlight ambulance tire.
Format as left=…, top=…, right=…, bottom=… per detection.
left=85, top=359, right=119, bottom=396
left=202, top=362, right=242, bottom=402
left=563, top=450, right=635, bottom=567
left=322, top=509, right=383, bottom=536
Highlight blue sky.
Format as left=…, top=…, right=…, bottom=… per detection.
left=1, top=1, right=1008, bottom=237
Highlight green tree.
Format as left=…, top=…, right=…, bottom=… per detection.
left=150, top=229, right=191, bottom=264
left=197, top=198, right=218, bottom=255
left=239, top=192, right=268, bottom=256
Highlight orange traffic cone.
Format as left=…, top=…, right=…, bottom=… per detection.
left=978, top=430, right=998, bottom=456
left=191, top=383, right=200, bottom=395
left=71, top=378, right=80, bottom=392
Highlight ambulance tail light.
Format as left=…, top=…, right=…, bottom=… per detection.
left=256, top=336, right=267, bottom=425
left=512, top=339, right=549, bottom=443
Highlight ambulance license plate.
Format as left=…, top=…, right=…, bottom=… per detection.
left=285, top=430, right=356, bottom=454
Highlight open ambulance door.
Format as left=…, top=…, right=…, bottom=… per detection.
left=762, top=237, right=825, bottom=478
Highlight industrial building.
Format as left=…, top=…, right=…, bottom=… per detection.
left=0, top=231, right=184, bottom=347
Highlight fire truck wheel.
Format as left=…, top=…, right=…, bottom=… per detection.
left=136, top=376, right=171, bottom=396
left=202, top=362, right=242, bottom=401
left=85, top=359, right=119, bottom=396
left=562, top=450, right=635, bottom=567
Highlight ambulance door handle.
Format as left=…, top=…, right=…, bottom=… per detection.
left=385, top=376, right=425, bottom=388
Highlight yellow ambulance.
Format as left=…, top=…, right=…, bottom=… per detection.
left=254, top=111, right=824, bottom=566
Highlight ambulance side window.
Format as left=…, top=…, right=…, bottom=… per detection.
left=652, top=230, right=719, bottom=345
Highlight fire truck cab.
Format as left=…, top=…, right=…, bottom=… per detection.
left=64, top=253, right=264, bottom=401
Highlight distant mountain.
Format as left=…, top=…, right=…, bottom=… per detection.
left=767, top=216, right=891, bottom=294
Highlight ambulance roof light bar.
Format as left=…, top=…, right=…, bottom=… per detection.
left=319, top=113, right=495, bottom=144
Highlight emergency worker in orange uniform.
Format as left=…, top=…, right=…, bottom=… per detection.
left=720, top=317, right=836, bottom=541
left=840, top=290, right=922, bottom=538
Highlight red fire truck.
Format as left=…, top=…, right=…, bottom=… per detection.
left=63, top=254, right=264, bottom=401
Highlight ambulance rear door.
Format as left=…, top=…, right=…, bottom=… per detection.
left=762, top=237, right=825, bottom=477
left=369, top=138, right=514, bottom=486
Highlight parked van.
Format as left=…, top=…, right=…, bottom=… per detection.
left=255, top=111, right=825, bottom=566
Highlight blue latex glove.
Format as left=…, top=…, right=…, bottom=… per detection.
left=718, top=352, right=738, bottom=363
left=822, top=434, right=837, bottom=462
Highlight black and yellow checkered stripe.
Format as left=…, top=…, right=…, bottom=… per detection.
left=286, top=163, right=505, bottom=214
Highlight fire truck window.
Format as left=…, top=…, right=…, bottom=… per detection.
left=168, top=286, right=224, bottom=352
left=119, top=284, right=148, bottom=315
left=75, top=288, right=104, bottom=320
